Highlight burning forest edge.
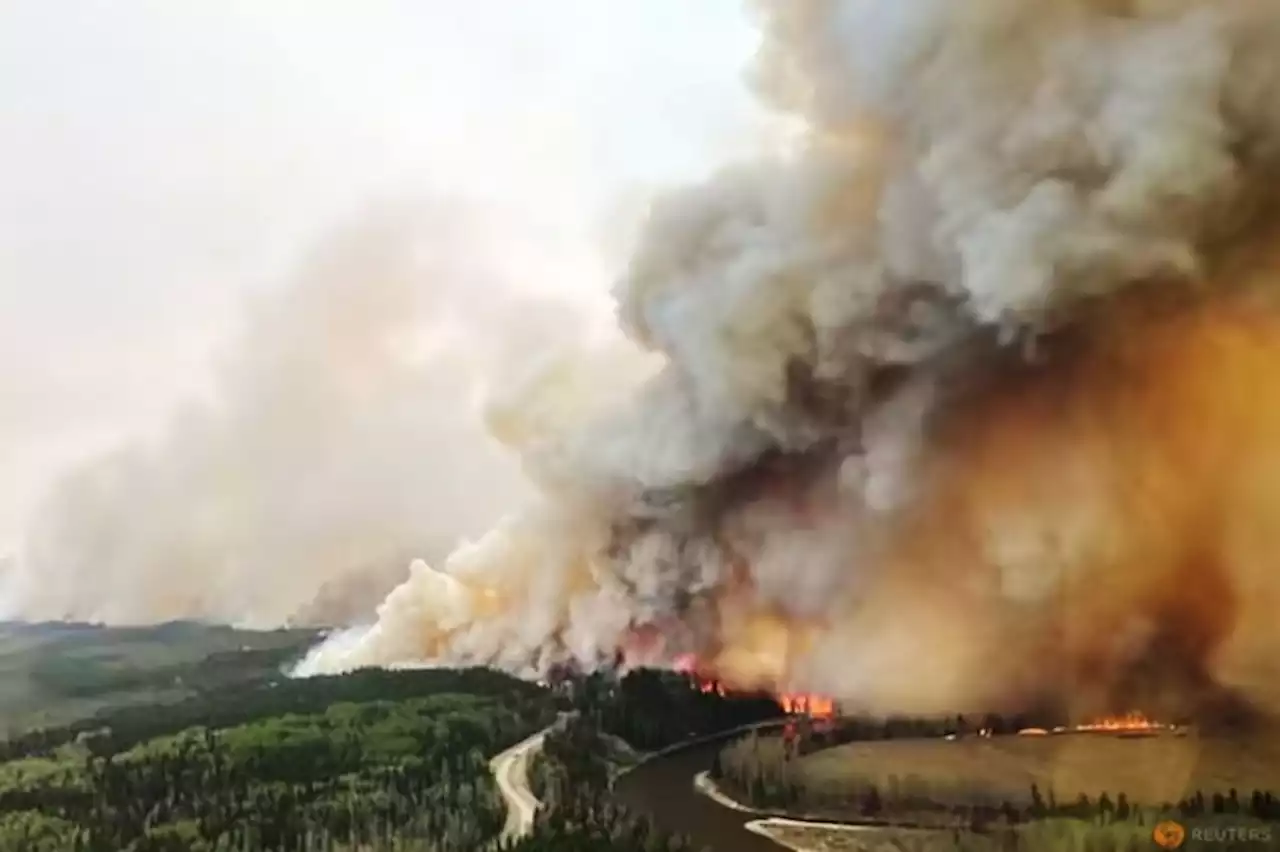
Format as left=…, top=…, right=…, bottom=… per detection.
left=562, top=652, right=1220, bottom=744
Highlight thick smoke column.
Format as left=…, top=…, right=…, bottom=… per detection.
left=299, top=0, right=1280, bottom=719
left=243, top=1, right=1280, bottom=719
left=288, top=0, right=1280, bottom=722
left=3, top=203, right=603, bottom=627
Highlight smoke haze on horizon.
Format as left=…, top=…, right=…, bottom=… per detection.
left=10, top=202, right=616, bottom=626
left=0, top=1, right=765, bottom=620
left=0, top=0, right=765, bottom=549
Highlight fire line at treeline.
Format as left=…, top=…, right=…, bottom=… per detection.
left=670, top=654, right=834, bottom=713
left=670, top=654, right=1186, bottom=739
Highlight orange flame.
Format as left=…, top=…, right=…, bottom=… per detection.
left=671, top=654, right=836, bottom=717
left=778, top=692, right=836, bottom=719
left=1073, top=711, right=1168, bottom=733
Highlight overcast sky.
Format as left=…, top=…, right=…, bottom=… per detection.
left=0, top=1, right=766, bottom=550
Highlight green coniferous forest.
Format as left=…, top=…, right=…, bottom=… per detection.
left=0, top=626, right=781, bottom=852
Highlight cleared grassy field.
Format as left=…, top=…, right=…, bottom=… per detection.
left=749, top=816, right=1270, bottom=852
left=798, top=729, right=1280, bottom=809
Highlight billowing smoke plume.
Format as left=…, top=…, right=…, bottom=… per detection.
left=2, top=202, right=608, bottom=627
left=300, top=0, right=1280, bottom=722
left=7, top=0, right=1271, bottom=723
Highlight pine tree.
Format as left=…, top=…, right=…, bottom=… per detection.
left=1075, top=793, right=1092, bottom=820
left=862, top=784, right=882, bottom=817
left=1115, top=792, right=1131, bottom=821
left=1029, top=784, right=1048, bottom=819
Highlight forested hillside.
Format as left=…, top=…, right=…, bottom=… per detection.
left=0, top=622, right=317, bottom=738
left=0, top=626, right=786, bottom=851
left=0, top=667, right=557, bottom=850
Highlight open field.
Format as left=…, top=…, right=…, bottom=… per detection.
left=748, top=817, right=1273, bottom=852
left=0, top=620, right=317, bottom=735
left=798, top=729, right=1280, bottom=810
left=747, top=820, right=930, bottom=852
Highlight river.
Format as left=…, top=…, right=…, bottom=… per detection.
left=614, top=737, right=783, bottom=852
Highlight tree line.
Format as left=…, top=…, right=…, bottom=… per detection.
left=0, top=666, right=548, bottom=764
left=568, top=668, right=781, bottom=751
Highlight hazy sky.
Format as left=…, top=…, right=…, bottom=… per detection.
left=0, top=1, right=765, bottom=550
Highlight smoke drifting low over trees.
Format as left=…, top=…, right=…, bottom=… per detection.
left=3, top=204, right=609, bottom=628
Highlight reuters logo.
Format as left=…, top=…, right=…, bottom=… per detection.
left=1153, top=820, right=1186, bottom=849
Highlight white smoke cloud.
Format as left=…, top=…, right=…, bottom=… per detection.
left=3, top=201, right=613, bottom=627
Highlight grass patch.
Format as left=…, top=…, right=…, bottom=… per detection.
left=752, top=816, right=1275, bottom=852
left=797, top=729, right=1280, bottom=811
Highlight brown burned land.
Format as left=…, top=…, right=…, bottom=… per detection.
left=797, top=729, right=1280, bottom=811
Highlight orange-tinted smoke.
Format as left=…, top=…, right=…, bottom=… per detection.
left=689, top=247, right=1280, bottom=721
left=847, top=276, right=1280, bottom=718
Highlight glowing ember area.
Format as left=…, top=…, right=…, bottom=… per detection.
left=1072, top=711, right=1170, bottom=733
left=672, top=653, right=699, bottom=675
left=670, top=655, right=836, bottom=718
left=778, top=693, right=836, bottom=719
left=698, top=679, right=726, bottom=696
left=672, top=654, right=728, bottom=696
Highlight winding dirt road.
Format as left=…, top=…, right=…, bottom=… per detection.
left=489, top=716, right=569, bottom=843
left=489, top=729, right=546, bottom=841
left=488, top=715, right=783, bottom=848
